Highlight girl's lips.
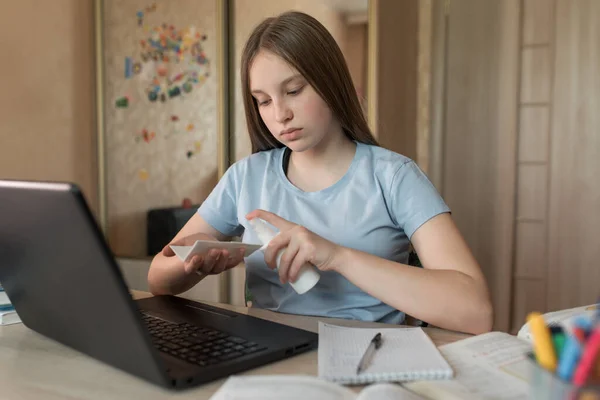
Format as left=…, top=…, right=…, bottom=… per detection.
left=281, top=128, right=302, bottom=140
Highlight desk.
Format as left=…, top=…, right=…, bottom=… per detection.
left=0, top=291, right=469, bottom=400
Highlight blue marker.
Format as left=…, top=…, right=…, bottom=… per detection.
left=557, top=316, right=592, bottom=381
left=556, top=333, right=582, bottom=381
left=574, top=315, right=593, bottom=331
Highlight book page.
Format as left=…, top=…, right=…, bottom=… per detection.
left=405, top=332, right=532, bottom=400
left=517, top=304, right=598, bottom=341
left=318, top=322, right=452, bottom=384
left=357, top=383, right=427, bottom=400
left=209, top=375, right=356, bottom=400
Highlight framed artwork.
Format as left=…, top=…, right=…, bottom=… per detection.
left=96, top=0, right=229, bottom=258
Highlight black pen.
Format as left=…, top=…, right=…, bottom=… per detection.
left=356, top=332, right=383, bottom=374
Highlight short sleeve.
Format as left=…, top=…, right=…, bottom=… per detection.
left=389, top=161, right=450, bottom=239
left=197, top=165, right=244, bottom=237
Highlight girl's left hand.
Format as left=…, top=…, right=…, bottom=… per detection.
left=246, top=209, right=343, bottom=284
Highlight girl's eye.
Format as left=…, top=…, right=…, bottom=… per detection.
left=258, top=99, right=271, bottom=106
left=287, top=86, right=304, bottom=96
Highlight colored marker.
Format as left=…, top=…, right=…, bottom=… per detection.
left=573, top=327, right=600, bottom=385
left=557, top=332, right=583, bottom=381
left=550, top=325, right=567, bottom=361
left=576, top=315, right=593, bottom=331
left=573, top=327, right=587, bottom=342
left=528, top=312, right=558, bottom=372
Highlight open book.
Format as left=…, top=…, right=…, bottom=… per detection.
left=517, top=303, right=598, bottom=341
left=209, top=375, right=427, bottom=400
left=404, top=331, right=532, bottom=400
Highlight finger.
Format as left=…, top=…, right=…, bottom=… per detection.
left=278, top=242, right=300, bottom=284
left=162, top=244, right=175, bottom=257
left=226, top=248, right=245, bottom=268
left=288, top=249, right=312, bottom=283
left=216, top=249, right=229, bottom=264
left=193, top=250, right=215, bottom=275
left=264, top=234, right=290, bottom=270
left=202, top=249, right=221, bottom=273
left=211, top=252, right=228, bottom=274
left=184, top=255, right=203, bottom=274
left=246, top=209, right=296, bottom=231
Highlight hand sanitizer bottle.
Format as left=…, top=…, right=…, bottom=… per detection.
left=248, top=218, right=320, bottom=294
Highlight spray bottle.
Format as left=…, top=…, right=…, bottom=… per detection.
left=248, top=218, right=320, bottom=294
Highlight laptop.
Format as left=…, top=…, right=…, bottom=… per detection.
left=0, top=179, right=318, bottom=390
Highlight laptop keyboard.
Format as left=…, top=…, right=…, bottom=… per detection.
left=141, top=312, right=267, bottom=367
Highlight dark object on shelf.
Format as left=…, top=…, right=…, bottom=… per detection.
left=146, top=205, right=199, bottom=256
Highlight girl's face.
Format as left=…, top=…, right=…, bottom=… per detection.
left=249, top=50, right=339, bottom=152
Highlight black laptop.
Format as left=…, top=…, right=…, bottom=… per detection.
left=0, top=179, right=318, bottom=389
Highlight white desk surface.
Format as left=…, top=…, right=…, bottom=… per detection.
left=0, top=290, right=468, bottom=400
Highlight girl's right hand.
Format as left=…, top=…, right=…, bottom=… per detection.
left=161, top=233, right=246, bottom=275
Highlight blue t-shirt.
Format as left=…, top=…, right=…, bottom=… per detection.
left=198, top=142, right=450, bottom=323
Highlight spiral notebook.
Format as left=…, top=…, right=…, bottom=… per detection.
left=318, top=322, right=453, bottom=385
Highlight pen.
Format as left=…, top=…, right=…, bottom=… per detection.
left=356, top=332, right=382, bottom=374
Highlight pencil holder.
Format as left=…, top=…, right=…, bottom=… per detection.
left=526, top=353, right=600, bottom=399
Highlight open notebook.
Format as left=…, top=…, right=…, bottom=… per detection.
left=318, top=322, right=453, bottom=385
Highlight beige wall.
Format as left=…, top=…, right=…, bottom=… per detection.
left=0, top=0, right=98, bottom=212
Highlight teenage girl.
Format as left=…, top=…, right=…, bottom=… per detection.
left=148, top=11, right=493, bottom=335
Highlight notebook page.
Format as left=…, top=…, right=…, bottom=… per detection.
left=209, top=375, right=356, bottom=400
left=318, top=322, right=452, bottom=384
left=405, top=332, right=532, bottom=400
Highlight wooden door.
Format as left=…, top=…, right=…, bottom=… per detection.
left=546, top=0, right=600, bottom=311
left=433, top=0, right=521, bottom=331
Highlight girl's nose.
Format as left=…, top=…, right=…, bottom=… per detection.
left=274, top=101, right=293, bottom=123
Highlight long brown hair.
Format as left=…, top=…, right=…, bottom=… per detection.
left=241, top=11, right=378, bottom=153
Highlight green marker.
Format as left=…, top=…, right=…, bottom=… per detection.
left=550, top=325, right=566, bottom=360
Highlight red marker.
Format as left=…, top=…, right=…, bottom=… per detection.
left=573, top=327, right=600, bottom=386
